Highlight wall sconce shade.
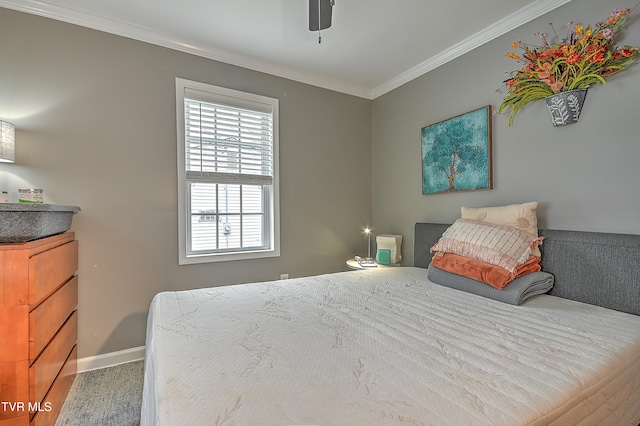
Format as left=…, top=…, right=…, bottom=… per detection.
left=0, top=121, right=15, bottom=163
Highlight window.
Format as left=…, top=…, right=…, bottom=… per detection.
left=176, top=78, right=279, bottom=264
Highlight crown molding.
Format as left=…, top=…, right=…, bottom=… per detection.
left=1, top=0, right=573, bottom=100
left=0, top=0, right=372, bottom=98
left=370, top=0, right=574, bottom=98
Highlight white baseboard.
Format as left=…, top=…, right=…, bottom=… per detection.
left=76, top=346, right=145, bottom=373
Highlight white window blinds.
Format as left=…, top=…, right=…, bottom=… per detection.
left=184, top=90, right=274, bottom=185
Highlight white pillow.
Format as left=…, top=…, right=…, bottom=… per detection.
left=461, top=202, right=540, bottom=256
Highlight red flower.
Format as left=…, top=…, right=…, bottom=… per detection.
left=585, top=45, right=598, bottom=54
left=566, top=53, right=580, bottom=64
left=620, top=48, right=634, bottom=57
left=539, top=48, right=556, bottom=60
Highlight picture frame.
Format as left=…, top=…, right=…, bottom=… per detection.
left=421, top=105, right=492, bottom=195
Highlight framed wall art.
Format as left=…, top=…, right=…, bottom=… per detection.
left=421, top=105, right=492, bottom=195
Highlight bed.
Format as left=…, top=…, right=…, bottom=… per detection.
left=141, top=223, right=640, bottom=425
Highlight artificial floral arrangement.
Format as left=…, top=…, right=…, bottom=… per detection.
left=499, top=6, right=640, bottom=126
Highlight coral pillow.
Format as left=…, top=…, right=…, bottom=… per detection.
left=430, top=219, right=543, bottom=273
left=431, top=252, right=541, bottom=289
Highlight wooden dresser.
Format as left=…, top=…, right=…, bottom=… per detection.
left=0, top=232, right=78, bottom=426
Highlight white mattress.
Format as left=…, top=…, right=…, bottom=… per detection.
left=141, top=267, right=640, bottom=425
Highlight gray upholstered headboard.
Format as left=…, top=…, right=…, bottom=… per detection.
left=414, top=222, right=640, bottom=316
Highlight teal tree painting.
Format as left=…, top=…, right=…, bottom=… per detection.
left=421, top=106, right=492, bottom=195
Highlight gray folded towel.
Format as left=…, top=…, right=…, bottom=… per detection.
left=427, top=264, right=554, bottom=305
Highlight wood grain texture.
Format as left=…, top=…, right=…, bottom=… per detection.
left=29, top=240, right=78, bottom=307
left=0, top=250, right=29, bottom=307
left=0, top=233, right=75, bottom=308
left=0, top=360, right=29, bottom=421
left=30, top=346, right=77, bottom=426
left=29, top=312, right=77, bottom=405
left=29, top=277, right=78, bottom=361
left=0, top=306, right=28, bottom=364
left=0, top=415, right=29, bottom=426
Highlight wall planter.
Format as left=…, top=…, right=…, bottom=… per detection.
left=545, top=88, right=588, bottom=127
left=499, top=8, right=639, bottom=127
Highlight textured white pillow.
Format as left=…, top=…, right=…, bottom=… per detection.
left=461, top=202, right=540, bottom=256
left=431, top=219, right=542, bottom=273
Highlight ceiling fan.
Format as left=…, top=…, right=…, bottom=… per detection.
left=309, top=0, right=335, bottom=43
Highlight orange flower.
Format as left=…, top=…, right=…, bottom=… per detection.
left=506, top=52, right=521, bottom=60
left=606, top=11, right=626, bottom=26
left=566, top=53, right=580, bottom=64
left=620, top=48, right=635, bottom=58
left=584, top=45, right=598, bottom=55
left=539, top=47, right=556, bottom=60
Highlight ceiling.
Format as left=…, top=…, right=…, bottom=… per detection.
left=1, top=0, right=572, bottom=99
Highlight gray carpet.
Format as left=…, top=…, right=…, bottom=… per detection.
left=55, top=360, right=144, bottom=426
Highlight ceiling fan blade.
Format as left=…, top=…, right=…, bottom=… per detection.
left=309, top=0, right=333, bottom=31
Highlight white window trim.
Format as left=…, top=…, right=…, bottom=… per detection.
left=176, top=78, right=280, bottom=265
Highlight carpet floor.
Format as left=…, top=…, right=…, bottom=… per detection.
left=55, top=360, right=144, bottom=426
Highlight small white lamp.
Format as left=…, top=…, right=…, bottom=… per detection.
left=0, top=121, right=15, bottom=163
left=364, top=227, right=372, bottom=260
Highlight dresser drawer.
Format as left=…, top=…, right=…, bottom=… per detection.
left=29, top=311, right=77, bottom=407
left=29, top=346, right=76, bottom=426
left=29, top=277, right=78, bottom=361
left=28, top=240, right=78, bottom=307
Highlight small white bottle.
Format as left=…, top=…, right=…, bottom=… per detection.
left=0, top=191, right=8, bottom=203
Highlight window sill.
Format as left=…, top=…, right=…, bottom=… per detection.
left=179, top=248, right=280, bottom=265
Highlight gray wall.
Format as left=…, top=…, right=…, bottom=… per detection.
left=0, top=9, right=372, bottom=357
left=372, top=0, right=640, bottom=266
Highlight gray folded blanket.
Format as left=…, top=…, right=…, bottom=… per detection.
left=427, top=264, right=554, bottom=305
